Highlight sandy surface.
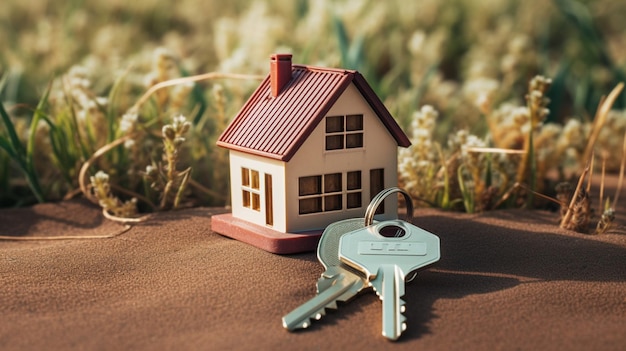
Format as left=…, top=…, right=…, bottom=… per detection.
left=1, top=196, right=625, bottom=350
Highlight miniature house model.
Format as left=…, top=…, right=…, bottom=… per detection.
left=211, top=54, right=410, bottom=254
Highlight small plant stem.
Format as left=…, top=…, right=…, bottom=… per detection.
left=465, top=147, right=525, bottom=154
left=457, top=165, right=474, bottom=213
left=436, top=144, right=450, bottom=209
left=526, top=130, right=537, bottom=208
left=130, top=72, right=264, bottom=113
left=494, top=182, right=564, bottom=210
left=62, top=77, right=91, bottom=160
left=516, top=141, right=529, bottom=185
left=599, top=153, right=607, bottom=215
left=561, top=164, right=590, bottom=229
left=79, top=136, right=131, bottom=204
left=106, top=67, right=132, bottom=143
left=518, top=93, right=539, bottom=208
left=109, top=184, right=157, bottom=211
left=25, top=84, right=51, bottom=202
left=161, top=139, right=178, bottom=210
left=581, top=83, right=624, bottom=164
left=612, top=131, right=626, bottom=208
left=188, top=178, right=227, bottom=201
left=101, top=208, right=150, bottom=223
left=79, top=135, right=158, bottom=212
left=161, top=179, right=174, bottom=210
left=587, top=153, right=594, bottom=194
left=0, top=223, right=132, bottom=241
left=173, top=168, right=191, bottom=209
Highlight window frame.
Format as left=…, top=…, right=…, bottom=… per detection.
left=325, top=114, right=364, bottom=151
left=346, top=171, right=362, bottom=209
left=241, top=167, right=261, bottom=212
left=298, top=171, right=363, bottom=215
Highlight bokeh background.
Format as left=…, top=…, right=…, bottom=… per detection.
left=1, top=0, right=625, bottom=216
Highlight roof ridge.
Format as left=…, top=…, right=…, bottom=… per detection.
left=292, top=64, right=356, bottom=75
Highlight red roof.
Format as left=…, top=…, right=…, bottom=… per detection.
left=217, top=64, right=410, bottom=161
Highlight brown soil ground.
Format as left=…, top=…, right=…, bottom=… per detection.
left=1, top=180, right=625, bottom=350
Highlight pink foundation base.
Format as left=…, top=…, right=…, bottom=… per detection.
left=211, top=213, right=323, bottom=254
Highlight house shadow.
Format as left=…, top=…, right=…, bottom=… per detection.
left=138, top=206, right=230, bottom=228
left=0, top=199, right=227, bottom=238
left=0, top=199, right=108, bottom=237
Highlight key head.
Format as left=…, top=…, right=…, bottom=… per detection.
left=317, top=218, right=370, bottom=271
left=338, top=219, right=440, bottom=279
left=316, top=218, right=371, bottom=292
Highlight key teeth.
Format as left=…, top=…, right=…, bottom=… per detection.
left=301, top=305, right=332, bottom=330
left=313, top=309, right=326, bottom=320
left=284, top=273, right=366, bottom=332
left=400, top=301, right=407, bottom=335
left=297, top=309, right=326, bottom=330
left=371, top=283, right=383, bottom=299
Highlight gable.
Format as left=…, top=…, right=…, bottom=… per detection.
left=217, top=65, right=410, bottom=162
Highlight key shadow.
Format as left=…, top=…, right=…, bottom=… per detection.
left=283, top=269, right=519, bottom=339
left=416, top=209, right=626, bottom=283
left=401, top=270, right=520, bottom=340
left=394, top=209, right=626, bottom=341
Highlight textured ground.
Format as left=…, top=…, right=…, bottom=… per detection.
left=1, top=194, right=625, bottom=350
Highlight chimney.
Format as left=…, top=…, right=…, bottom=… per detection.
left=270, top=53, right=292, bottom=97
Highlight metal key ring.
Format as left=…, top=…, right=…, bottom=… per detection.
left=364, top=187, right=419, bottom=283
left=364, top=187, right=414, bottom=226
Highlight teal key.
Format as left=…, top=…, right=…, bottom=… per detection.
left=339, top=188, right=440, bottom=341
left=282, top=218, right=370, bottom=331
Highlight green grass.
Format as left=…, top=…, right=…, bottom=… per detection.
left=1, top=0, right=625, bottom=222
left=0, top=86, right=49, bottom=203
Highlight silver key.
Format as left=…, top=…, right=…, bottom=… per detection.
left=282, top=218, right=370, bottom=331
left=339, top=188, right=440, bottom=340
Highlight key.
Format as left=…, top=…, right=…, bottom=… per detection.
left=282, top=218, right=371, bottom=331
left=314, top=218, right=371, bottom=294
left=339, top=219, right=440, bottom=340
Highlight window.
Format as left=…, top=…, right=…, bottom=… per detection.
left=347, top=171, right=362, bottom=208
left=370, top=168, right=385, bottom=214
left=242, top=167, right=260, bottom=211
left=265, top=174, right=273, bottom=226
left=325, top=114, right=363, bottom=150
left=298, top=171, right=362, bottom=214
left=323, top=173, right=342, bottom=211
left=299, top=173, right=342, bottom=214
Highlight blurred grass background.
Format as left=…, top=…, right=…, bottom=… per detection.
left=1, top=0, right=625, bottom=212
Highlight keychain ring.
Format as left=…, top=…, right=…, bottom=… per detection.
left=365, top=187, right=419, bottom=283
left=364, top=187, right=414, bottom=226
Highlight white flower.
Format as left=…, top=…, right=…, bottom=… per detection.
left=77, top=109, right=87, bottom=121
left=96, top=97, right=108, bottom=106
left=124, top=139, right=136, bottom=149
left=463, top=78, right=499, bottom=113
left=172, top=115, right=191, bottom=134
left=120, top=113, right=138, bottom=133
left=408, top=31, right=426, bottom=54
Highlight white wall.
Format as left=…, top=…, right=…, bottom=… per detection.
left=285, top=83, right=399, bottom=232
left=228, top=151, right=287, bottom=232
